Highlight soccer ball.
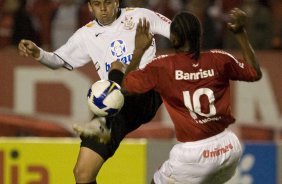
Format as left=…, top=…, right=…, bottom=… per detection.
left=87, top=80, right=124, bottom=117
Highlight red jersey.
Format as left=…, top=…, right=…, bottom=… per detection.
left=124, top=50, right=259, bottom=142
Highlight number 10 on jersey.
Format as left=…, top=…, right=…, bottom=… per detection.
left=183, top=88, right=216, bottom=120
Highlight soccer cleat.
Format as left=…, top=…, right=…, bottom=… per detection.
left=73, top=117, right=111, bottom=144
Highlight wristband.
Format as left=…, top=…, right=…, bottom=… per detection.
left=109, top=69, right=124, bottom=85
left=35, top=48, right=44, bottom=61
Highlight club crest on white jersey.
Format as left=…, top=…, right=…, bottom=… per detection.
left=122, top=16, right=135, bottom=30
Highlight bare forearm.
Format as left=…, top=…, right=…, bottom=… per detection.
left=124, top=49, right=145, bottom=76
left=235, top=29, right=262, bottom=79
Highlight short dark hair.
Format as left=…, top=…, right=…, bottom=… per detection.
left=170, top=12, right=202, bottom=60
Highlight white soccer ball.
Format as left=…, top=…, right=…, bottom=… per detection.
left=87, top=80, right=124, bottom=117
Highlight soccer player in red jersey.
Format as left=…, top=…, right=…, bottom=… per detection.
left=121, top=8, right=262, bottom=184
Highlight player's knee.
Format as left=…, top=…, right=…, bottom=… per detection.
left=73, top=166, right=96, bottom=183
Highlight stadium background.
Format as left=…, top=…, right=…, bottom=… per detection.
left=1, top=0, right=282, bottom=183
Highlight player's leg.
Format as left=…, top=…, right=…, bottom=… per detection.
left=73, top=112, right=130, bottom=183
left=72, top=64, right=163, bottom=183
left=72, top=97, right=162, bottom=183
left=73, top=61, right=162, bottom=181
left=121, top=89, right=162, bottom=134
left=74, top=62, right=162, bottom=139
left=74, top=147, right=104, bottom=183
left=73, top=137, right=114, bottom=183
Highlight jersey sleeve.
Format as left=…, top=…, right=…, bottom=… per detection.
left=141, top=8, right=171, bottom=39
left=212, top=50, right=259, bottom=81
left=123, top=61, right=160, bottom=93
left=54, top=28, right=91, bottom=69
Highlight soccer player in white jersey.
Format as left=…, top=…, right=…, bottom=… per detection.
left=122, top=8, right=262, bottom=184
left=18, top=0, right=171, bottom=183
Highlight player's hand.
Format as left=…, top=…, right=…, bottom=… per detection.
left=135, top=18, right=153, bottom=53
left=18, top=39, right=41, bottom=59
left=227, top=8, right=247, bottom=33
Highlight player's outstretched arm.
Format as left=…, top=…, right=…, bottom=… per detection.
left=18, top=39, right=65, bottom=69
left=227, top=8, right=262, bottom=80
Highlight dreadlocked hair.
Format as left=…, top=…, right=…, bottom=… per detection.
left=170, top=12, right=202, bottom=60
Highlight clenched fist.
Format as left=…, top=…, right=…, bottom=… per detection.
left=227, top=8, right=247, bottom=34
left=18, top=39, right=40, bottom=59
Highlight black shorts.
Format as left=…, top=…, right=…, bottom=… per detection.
left=80, top=70, right=162, bottom=160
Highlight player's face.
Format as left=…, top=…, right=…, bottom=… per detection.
left=88, top=0, right=119, bottom=25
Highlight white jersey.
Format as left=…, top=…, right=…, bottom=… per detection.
left=54, top=7, right=171, bottom=79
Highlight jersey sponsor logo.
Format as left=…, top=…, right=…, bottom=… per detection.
left=121, top=16, right=135, bottom=30
left=175, top=69, right=215, bottom=80
left=195, top=116, right=222, bottom=124
left=202, top=143, right=233, bottom=158
left=105, top=54, right=132, bottom=71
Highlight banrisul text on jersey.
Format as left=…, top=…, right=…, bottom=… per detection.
left=175, top=69, right=215, bottom=80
